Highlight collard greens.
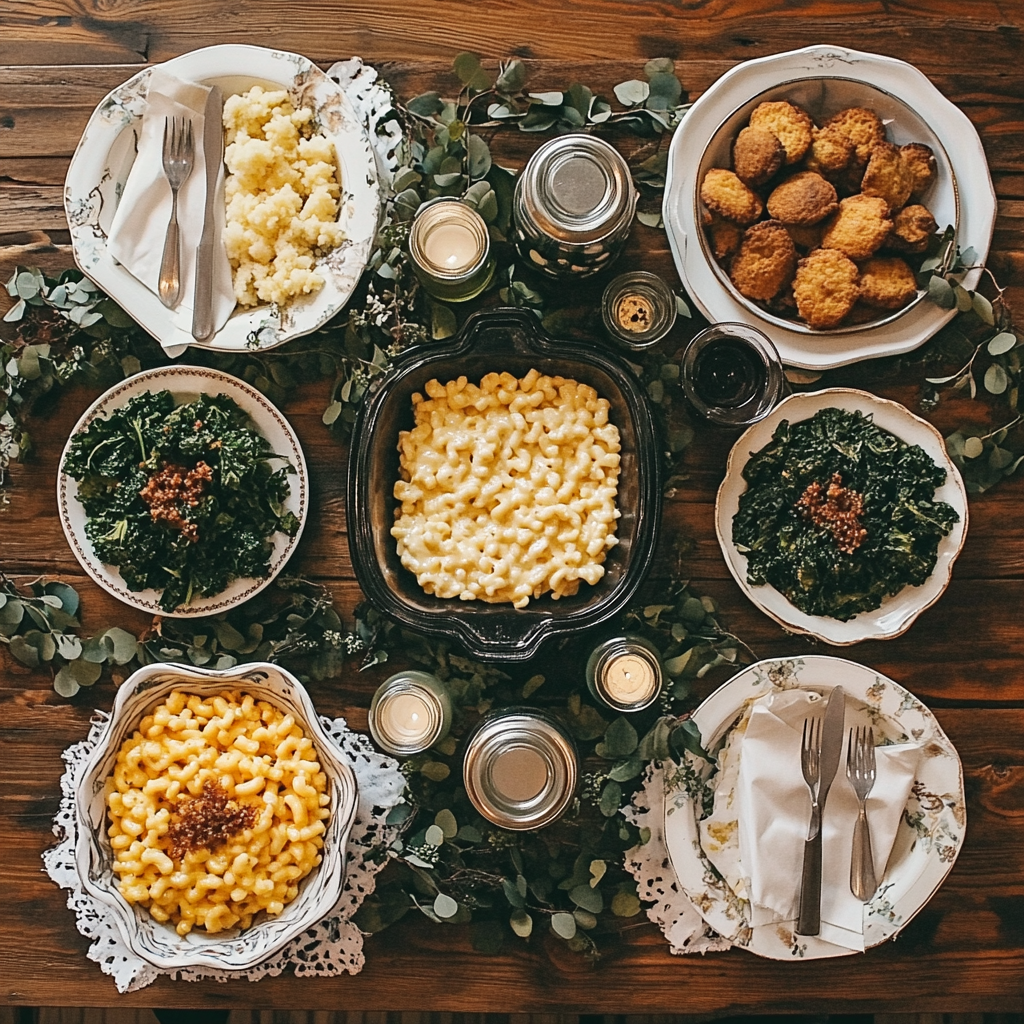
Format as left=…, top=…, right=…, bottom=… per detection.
left=64, top=390, right=299, bottom=612
left=732, top=407, right=959, bottom=620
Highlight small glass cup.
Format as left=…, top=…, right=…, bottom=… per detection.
left=601, top=271, right=678, bottom=350
left=680, top=322, right=784, bottom=427
left=368, top=670, right=452, bottom=757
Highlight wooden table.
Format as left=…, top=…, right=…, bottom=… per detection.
left=3, top=0, right=1024, bottom=1013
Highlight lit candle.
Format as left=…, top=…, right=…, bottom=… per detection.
left=586, top=636, right=664, bottom=712
left=409, top=198, right=495, bottom=302
left=368, top=671, right=451, bottom=757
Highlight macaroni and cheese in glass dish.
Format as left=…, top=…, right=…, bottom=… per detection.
left=347, top=307, right=662, bottom=662
left=74, top=661, right=358, bottom=971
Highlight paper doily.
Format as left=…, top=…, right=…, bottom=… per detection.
left=623, top=764, right=732, bottom=955
left=44, top=712, right=408, bottom=993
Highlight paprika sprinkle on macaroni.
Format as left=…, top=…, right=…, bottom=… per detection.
left=167, top=779, right=258, bottom=861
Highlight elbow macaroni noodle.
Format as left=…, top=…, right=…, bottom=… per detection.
left=391, top=370, right=621, bottom=609
left=105, top=689, right=330, bottom=935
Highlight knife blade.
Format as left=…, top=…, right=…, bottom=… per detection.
left=191, top=85, right=223, bottom=342
left=796, top=684, right=846, bottom=936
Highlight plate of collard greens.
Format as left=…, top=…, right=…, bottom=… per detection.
left=716, top=388, right=967, bottom=645
left=58, top=366, right=308, bottom=617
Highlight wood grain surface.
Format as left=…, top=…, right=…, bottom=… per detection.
left=2, top=4, right=1024, bottom=1011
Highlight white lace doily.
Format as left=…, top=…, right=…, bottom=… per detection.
left=326, top=58, right=403, bottom=186
left=44, top=712, right=408, bottom=993
left=623, top=764, right=732, bottom=955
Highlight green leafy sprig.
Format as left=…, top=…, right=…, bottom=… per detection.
left=349, top=576, right=752, bottom=956
left=0, top=573, right=352, bottom=697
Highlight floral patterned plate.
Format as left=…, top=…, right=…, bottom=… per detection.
left=663, top=655, right=965, bottom=959
left=64, top=44, right=380, bottom=353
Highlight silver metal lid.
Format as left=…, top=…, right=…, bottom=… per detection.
left=517, top=135, right=635, bottom=244
left=463, top=708, right=578, bottom=831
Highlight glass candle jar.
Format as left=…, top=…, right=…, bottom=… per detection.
left=368, top=670, right=452, bottom=757
left=601, top=271, right=678, bottom=350
left=680, top=322, right=785, bottom=427
left=409, top=198, right=496, bottom=302
left=586, top=635, right=665, bottom=713
left=463, top=707, right=578, bottom=831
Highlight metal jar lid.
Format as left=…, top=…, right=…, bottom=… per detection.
left=516, top=134, right=636, bottom=245
left=463, top=707, right=578, bottom=831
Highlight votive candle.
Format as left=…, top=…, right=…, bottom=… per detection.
left=368, top=671, right=452, bottom=756
left=586, top=635, right=664, bottom=712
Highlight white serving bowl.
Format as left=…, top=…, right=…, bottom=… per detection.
left=73, top=661, right=358, bottom=971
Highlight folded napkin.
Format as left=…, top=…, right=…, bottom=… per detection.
left=108, top=68, right=235, bottom=345
left=735, top=688, right=922, bottom=951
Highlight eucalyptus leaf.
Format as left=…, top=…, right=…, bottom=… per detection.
left=431, top=302, right=457, bottom=340
left=70, top=658, right=103, bottom=686
left=529, top=91, right=564, bottom=106
left=9, top=634, right=40, bottom=667
left=424, top=824, right=445, bottom=846
left=496, top=59, right=527, bottom=93
left=550, top=912, right=577, bottom=940
left=637, top=211, right=664, bottom=229
left=601, top=716, right=638, bottom=758
left=502, top=877, right=526, bottom=908
left=589, top=859, right=607, bottom=887
left=963, top=436, right=985, bottom=459
left=927, top=275, right=955, bottom=309
left=407, top=91, right=444, bottom=117
left=598, top=780, right=622, bottom=818
left=984, top=362, right=1008, bottom=395
left=614, top=80, right=650, bottom=106
left=435, top=808, right=458, bottom=839
left=510, top=909, right=533, bottom=938
left=522, top=673, right=545, bottom=698
left=53, top=666, right=81, bottom=698
left=433, top=892, right=459, bottom=919
left=467, top=134, right=492, bottom=179
left=611, top=891, right=642, bottom=917
left=973, top=291, right=995, bottom=325
left=987, top=332, right=1017, bottom=356
left=420, top=761, right=451, bottom=782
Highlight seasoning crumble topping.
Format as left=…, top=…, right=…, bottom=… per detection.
left=166, top=778, right=259, bottom=861
left=139, top=461, right=214, bottom=542
left=796, top=472, right=867, bottom=554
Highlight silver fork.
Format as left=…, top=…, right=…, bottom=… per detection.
left=797, top=716, right=822, bottom=931
left=847, top=725, right=878, bottom=901
left=158, top=115, right=194, bottom=308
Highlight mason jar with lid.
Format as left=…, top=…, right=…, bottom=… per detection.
left=513, top=134, right=638, bottom=278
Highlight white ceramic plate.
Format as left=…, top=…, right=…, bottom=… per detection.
left=74, top=661, right=359, bottom=971
left=663, top=655, right=965, bottom=959
left=663, top=45, right=997, bottom=370
left=57, top=366, right=308, bottom=617
left=65, top=44, right=380, bottom=353
left=715, top=388, right=968, bottom=645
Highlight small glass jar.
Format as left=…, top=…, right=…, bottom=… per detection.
left=680, top=322, right=785, bottom=427
left=463, top=707, right=578, bottom=831
left=586, top=635, right=665, bottom=713
left=408, top=198, right=496, bottom=302
left=601, top=271, right=678, bottom=350
left=513, top=134, right=638, bottom=279
left=368, top=670, right=452, bottom=757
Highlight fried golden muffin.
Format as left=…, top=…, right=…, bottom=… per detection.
left=861, top=141, right=913, bottom=213
left=858, top=256, right=918, bottom=309
left=792, top=248, right=860, bottom=328
left=707, top=215, right=745, bottom=261
left=805, top=125, right=855, bottom=175
left=833, top=153, right=869, bottom=197
left=901, top=142, right=938, bottom=198
left=728, top=220, right=798, bottom=301
left=700, top=168, right=764, bottom=225
left=748, top=101, right=814, bottom=165
left=886, top=203, right=938, bottom=253
left=821, top=195, right=893, bottom=260
left=822, top=107, right=886, bottom=163
left=766, top=171, right=839, bottom=226
left=785, top=222, right=824, bottom=251
left=732, top=125, right=785, bottom=187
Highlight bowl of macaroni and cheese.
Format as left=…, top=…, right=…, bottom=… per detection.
left=73, top=661, right=358, bottom=971
left=347, top=307, right=662, bottom=661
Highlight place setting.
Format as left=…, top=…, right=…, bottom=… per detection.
left=2, top=36, right=1014, bottom=996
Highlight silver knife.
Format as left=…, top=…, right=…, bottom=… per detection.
left=191, top=85, right=223, bottom=342
left=796, top=684, right=846, bottom=936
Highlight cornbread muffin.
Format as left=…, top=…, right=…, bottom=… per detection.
left=859, top=256, right=918, bottom=309
left=792, top=248, right=860, bottom=328
left=732, top=125, right=786, bottom=186
left=749, top=100, right=815, bottom=164
left=901, top=143, right=938, bottom=197
left=707, top=215, right=744, bottom=260
left=222, top=86, right=346, bottom=308
left=861, top=141, right=913, bottom=213
left=700, top=168, right=764, bottom=225
left=785, top=222, right=824, bottom=251
left=821, top=194, right=893, bottom=260
left=822, top=107, right=886, bottom=163
left=806, top=125, right=855, bottom=175
left=728, top=221, right=798, bottom=301
left=887, top=203, right=939, bottom=253
left=767, top=171, right=839, bottom=225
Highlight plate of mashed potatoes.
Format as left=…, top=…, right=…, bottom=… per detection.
left=65, top=44, right=380, bottom=353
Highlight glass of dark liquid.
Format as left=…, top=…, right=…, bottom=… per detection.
left=680, top=322, right=784, bottom=427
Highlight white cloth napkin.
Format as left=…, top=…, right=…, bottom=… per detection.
left=107, top=68, right=235, bottom=345
left=735, top=688, right=922, bottom=951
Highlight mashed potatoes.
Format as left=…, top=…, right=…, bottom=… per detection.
left=222, top=86, right=346, bottom=308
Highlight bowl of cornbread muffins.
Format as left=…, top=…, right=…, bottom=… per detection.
left=694, top=76, right=957, bottom=334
